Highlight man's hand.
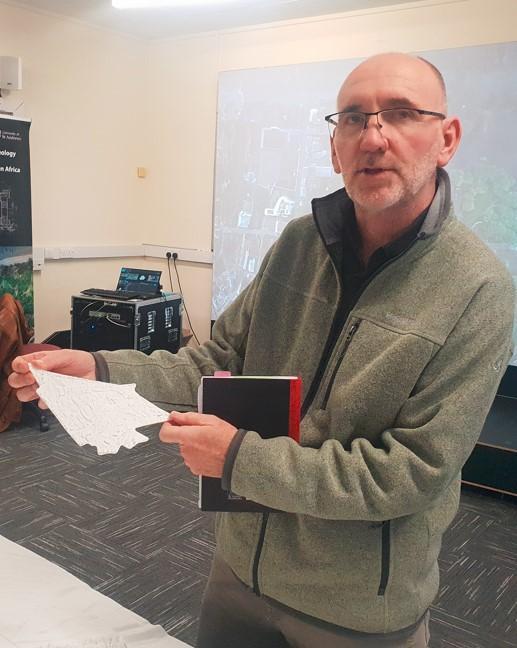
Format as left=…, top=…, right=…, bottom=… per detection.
left=8, top=349, right=96, bottom=409
left=159, top=411, right=238, bottom=478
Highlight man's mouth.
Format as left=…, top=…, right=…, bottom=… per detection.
left=359, top=167, right=390, bottom=175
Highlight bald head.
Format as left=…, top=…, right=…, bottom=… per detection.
left=329, top=51, right=461, bottom=222
left=337, top=52, right=447, bottom=114
left=416, top=56, right=447, bottom=109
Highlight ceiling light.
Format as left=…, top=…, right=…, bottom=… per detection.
left=112, top=0, right=241, bottom=8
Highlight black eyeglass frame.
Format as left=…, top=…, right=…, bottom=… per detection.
left=324, top=107, right=447, bottom=135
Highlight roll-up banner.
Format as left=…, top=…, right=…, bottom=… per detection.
left=0, top=115, right=33, bottom=327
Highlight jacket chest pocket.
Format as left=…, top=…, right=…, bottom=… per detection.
left=320, top=319, right=436, bottom=434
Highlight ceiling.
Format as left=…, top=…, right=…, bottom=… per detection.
left=4, top=0, right=420, bottom=40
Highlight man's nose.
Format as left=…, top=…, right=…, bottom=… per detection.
left=358, top=116, right=388, bottom=152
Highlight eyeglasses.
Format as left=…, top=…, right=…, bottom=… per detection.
left=324, top=107, right=446, bottom=138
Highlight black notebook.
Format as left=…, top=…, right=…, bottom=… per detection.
left=198, top=374, right=302, bottom=512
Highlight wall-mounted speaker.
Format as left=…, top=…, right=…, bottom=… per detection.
left=0, top=56, right=22, bottom=91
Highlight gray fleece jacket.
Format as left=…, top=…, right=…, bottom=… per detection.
left=97, top=169, right=514, bottom=633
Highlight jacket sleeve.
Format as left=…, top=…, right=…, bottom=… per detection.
left=228, top=276, right=515, bottom=520
left=97, top=249, right=273, bottom=410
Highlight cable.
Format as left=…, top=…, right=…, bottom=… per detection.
left=171, top=254, right=200, bottom=345
left=166, top=254, right=175, bottom=292
left=106, top=316, right=131, bottom=328
left=79, top=301, right=97, bottom=317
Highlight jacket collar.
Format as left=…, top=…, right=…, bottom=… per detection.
left=311, top=167, right=452, bottom=248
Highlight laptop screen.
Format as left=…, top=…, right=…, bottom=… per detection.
left=116, top=268, right=162, bottom=295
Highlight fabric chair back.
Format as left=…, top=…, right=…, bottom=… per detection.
left=0, top=293, right=33, bottom=432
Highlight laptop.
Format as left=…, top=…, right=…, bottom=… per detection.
left=81, top=267, right=162, bottom=301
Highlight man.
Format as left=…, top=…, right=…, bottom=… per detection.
left=9, top=53, right=514, bottom=647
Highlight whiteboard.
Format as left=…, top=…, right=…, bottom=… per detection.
left=212, top=42, right=517, bottom=364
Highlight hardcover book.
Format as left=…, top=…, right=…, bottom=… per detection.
left=198, top=374, right=302, bottom=512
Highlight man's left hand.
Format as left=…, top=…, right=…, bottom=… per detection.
left=159, top=411, right=238, bottom=477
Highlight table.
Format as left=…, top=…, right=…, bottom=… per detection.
left=0, top=534, right=191, bottom=648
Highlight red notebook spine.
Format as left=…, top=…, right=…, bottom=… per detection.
left=288, top=377, right=302, bottom=443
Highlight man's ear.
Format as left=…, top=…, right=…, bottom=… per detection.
left=437, top=116, right=462, bottom=168
left=330, top=137, right=342, bottom=174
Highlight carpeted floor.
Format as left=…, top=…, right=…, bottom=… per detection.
left=0, top=414, right=515, bottom=647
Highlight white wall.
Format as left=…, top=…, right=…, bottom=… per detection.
left=2, top=0, right=517, bottom=343
left=0, top=2, right=149, bottom=338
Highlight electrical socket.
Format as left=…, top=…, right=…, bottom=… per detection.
left=32, top=247, right=44, bottom=271
left=165, top=250, right=179, bottom=260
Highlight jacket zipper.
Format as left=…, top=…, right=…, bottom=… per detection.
left=320, top=321, right=360, bottom=409
left=250, top=234, right=421, bottom=597
left=250, top=281, right=348, bottom=596
left=301, top=294, right=345, bottom=419
left=252, top=512, right=269, bottom=595
left=377, top=520, right=391, bottom=595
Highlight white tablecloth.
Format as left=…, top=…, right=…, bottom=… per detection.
left=0, top=535, right=191, bottom=648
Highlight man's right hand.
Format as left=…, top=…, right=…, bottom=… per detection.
left=8, top=349, right=97, bottom=408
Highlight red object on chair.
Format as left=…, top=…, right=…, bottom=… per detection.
left=1, top=293, right=61, bottom=432
left=0, top=294, right=33, bottom=433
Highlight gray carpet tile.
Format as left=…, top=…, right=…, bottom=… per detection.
left=162, top=527, right=216, bottom=578
left=19, top=522, right=142, bottom=588
left=436, top=555, right=517, bottom=636
left=0, top=448, right=71, bottom=494
left=459, top=489, right=517, bottom=529
left=98, top=555, right=206, bottom=643
left=83, top=497, right=207, bottom=559
left=83, top=442, right=187, bottom=494
left=147, top=467, right=204, bottom=509
left=20, top=471, right=144, bottom=524
left=440, top=509, right=497, bottom=555
left=1, top=416, right=516, bottom=647
left=0, top=494, right=65, bottom=542
left=480, top=522, right=517, bottom=570
left=429, top=606, right=517, bottom=648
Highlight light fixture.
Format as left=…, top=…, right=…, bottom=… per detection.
left=112, top=0, right=241, bottom=8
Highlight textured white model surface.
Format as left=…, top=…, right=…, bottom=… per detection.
left=30, top=366, right=168, bottom=455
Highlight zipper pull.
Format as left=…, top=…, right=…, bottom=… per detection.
left=319, top=321, right=361, bottom=410
left=345, top=322, right=359, bottom=345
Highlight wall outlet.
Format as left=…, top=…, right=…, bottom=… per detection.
left=32, top=247, right=44, bottom=271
